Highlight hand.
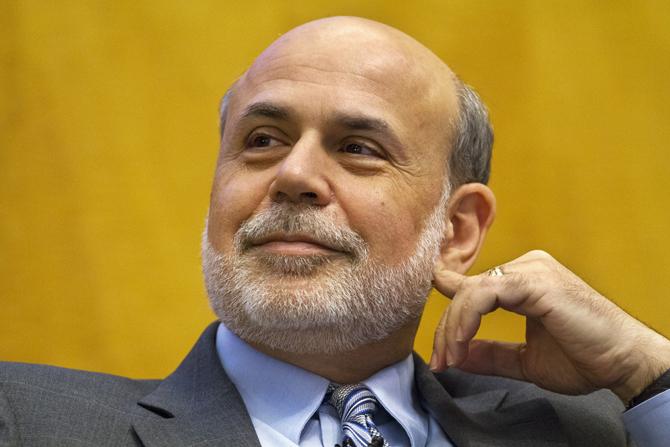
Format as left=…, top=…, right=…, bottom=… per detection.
left=430, top=250, right=670, bottom=404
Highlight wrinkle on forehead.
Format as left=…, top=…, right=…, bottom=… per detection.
left=222, top=17, right=460, bottom=179
left=241, top=16, right=457, bottom=113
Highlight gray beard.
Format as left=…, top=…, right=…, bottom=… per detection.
left=201, top=194, right=448, bottom=354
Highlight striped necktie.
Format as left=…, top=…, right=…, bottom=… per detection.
left=327, top=383, right=389, bottom=447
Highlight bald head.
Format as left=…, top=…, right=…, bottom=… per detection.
left=243, top=17, right=456, bottom=145
left=248, top=17, right=455, bottom=97
left=219, top=16, right=492, bottom=187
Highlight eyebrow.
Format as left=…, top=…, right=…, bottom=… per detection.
left=237, top=101, right=405, bottom=157
left=334, top=113, right=391, bottom=134
left=240, top=102, right=393, bottom=133
left=240, top=101, right=392, bottom=132
left=240, top=102, right=291, bottom=121
left=334, top=113, right=405, bottom=158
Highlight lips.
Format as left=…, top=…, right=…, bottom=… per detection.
left=249, top=233, right=343, bottom=254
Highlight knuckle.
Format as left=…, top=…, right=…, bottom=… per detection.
left=528, top=249, right=553, bottom=261
left=529, top=250, right=558, bottom=272
left=540, top=260, right=555, bottom=273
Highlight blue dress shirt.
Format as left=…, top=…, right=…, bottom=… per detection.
left=623, top=390, right=670, bottom=446
left=216, top=322, right=669, bottom=447
left=216, top=323, right=452, bottom=446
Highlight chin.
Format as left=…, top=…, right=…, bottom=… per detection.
left=207, top=271, right=430, bottom=354
left=201, top=207, right=442, bottom=354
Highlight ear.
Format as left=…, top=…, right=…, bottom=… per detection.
left=437, top=183, right=496, bottom=274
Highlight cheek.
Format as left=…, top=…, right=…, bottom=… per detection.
left=343, top=188, right=427, bottom=264
left=207, top=167, right=270, bottom=253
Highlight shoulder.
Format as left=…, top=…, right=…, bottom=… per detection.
left=0, top=361, right=159, bottom=405
left=436, top=368, right=629, bottom=445
left=0, top=361, right=160, bottom=444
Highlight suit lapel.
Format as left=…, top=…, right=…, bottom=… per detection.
left=413, top=355, right=568, bottom=447
left=131, top=322, right=261, bottom=447
left=129, top=325, right=569, bottom=446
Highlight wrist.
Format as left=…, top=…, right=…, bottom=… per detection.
left=614, top=332, right=670, bottom=405
left=627, top=368, right=670, bottom=409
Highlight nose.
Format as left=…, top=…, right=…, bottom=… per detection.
left=268, top=136, right=332, bottom=206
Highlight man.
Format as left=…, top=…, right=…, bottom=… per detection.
left=1, top=16, right=669, bottom=446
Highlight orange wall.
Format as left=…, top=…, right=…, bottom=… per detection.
left=1, top=1, right=669, bottom=378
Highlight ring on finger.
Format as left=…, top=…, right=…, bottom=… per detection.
left=487, top=266, right=505, bottom=277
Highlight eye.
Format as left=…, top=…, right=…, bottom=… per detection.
left=244, top=129, right=286, bottom=150
left=339, top=142, right=382, bottom=158
left=247, top=135, right=274, bottom=147
left=245, top=133, right=284, bottom=150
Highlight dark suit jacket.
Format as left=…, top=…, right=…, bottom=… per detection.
left=0, top=323, right=632, bottom=446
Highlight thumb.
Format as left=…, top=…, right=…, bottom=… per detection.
left=456, top=339, right=528, bottom=382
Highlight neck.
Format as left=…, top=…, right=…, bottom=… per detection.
left=249, top=318, right=421, bottom=384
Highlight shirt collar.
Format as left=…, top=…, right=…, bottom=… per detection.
left=216, top=322, right=330, bottom=443
left=364, top=355, right=428, bottom=447
left=216, top=322, right=428, bottom=446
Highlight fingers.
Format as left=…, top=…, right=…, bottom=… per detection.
left=430, top=268, right=505, bottom=371
left=431, top=256, right=555, bottom=372
left=442, top=280, right=498, bottom=368
left=430, top=250, right=654, bottom=395
left=432, top=266, right=466, bottom=298
left=430, top=302, right=452, bottom=371
left=429, top=268, right=468, bottom=370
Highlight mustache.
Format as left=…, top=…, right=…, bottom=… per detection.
left=234, top=203, right=368, bottom=259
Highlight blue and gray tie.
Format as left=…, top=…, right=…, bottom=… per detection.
left=327, top=383, right=389, bottom=447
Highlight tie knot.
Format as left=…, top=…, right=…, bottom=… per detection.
left=326, top=383, right=388, bottom=447
left=327, top=383, right=379, bottom=423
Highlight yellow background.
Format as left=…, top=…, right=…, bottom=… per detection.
left=1, top=1, right=669, bottom=378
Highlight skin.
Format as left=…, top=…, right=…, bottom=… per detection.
left=431, top=252, right=670, bottom=403
left=208, top=16, right=670, bottom=400
left=207, top=17, right=461, bottom=382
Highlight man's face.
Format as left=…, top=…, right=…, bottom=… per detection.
left=203, top=19, right=458, bottom=353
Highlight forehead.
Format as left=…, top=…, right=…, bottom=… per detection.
left=243, top=30, right=447, bottom=111
left=228, top=32, right=457, bottom=169
left=236, top=65, right=408, bottom=134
